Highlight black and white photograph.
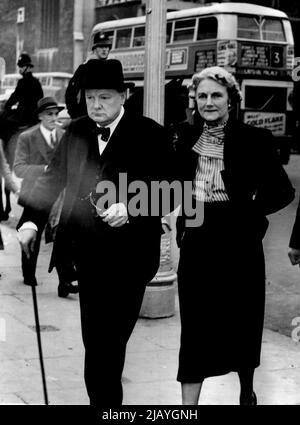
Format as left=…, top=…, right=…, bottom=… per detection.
left=0, top=0, right=300, bottom=418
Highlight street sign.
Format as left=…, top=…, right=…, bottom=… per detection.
left=0, top=57, right=6, bottom=82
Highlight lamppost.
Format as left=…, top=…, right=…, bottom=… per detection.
left=139, top=0, right=177, bottom=318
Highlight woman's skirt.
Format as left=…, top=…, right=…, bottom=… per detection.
left=177, top=201, right=266, bottom=383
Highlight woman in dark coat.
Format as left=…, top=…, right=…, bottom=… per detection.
left=175, top=66, right=294, bottom=405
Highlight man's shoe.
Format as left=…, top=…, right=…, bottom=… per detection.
left=58, top=281, right=79, bottom=298
left=23, top=278, right=38, bottom=286
left=239, top=392, right=257, bottom=406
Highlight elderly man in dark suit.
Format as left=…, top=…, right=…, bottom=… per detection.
left=17, top=59, right=176, bottom=405
left=14, top=97, right=79, bottom=297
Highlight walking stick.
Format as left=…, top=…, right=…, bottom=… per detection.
left=31, top=283, right=49, bottom=405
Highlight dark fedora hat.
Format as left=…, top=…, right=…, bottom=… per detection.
left=37, top=97, right=65, bottom=114
left=92, top=33, right=112, bottom=50
left=82, top=59, right=127, bottom=92
left=17, top=52, right=34, bottom=67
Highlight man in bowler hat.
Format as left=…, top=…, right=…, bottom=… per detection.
left=17, top=59, right=176, bottom=405
left=14, top=97, right=79, bottom=297
left=65, top=33, right=112, bottom=119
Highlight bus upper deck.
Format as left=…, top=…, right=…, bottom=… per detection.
left=90, top=2, right=294, bottom=81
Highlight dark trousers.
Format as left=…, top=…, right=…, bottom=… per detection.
left=0, top=179, right=11, bottom=220
left=73, top=231, right=147, bottom=406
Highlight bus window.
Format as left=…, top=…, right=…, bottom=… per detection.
left=238, top=15, right=286, bottom=42
left=197, top=17, right=218, bottom=40
left=132, top=23, right=172, bottom=47
left=244, top=85, right=287, bottom=112
left=166, top=22, right=172, bottom=44
left=39, top=76, right=48, bottom=86
left=52, top=77, right=64, bottom=87
left=133, top=26, right=145, bottom=47
left=238, top=16, right=260, bottom=40
left=116, top=28, right=132, bottom=49
left=102, top=30, right=114, bottom=48
left=173, top=18, right=196, bottom=43
left=262, top=19, right=286, bottom=42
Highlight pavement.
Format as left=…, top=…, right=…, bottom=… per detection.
left=1, top=162, right=300, bottom=407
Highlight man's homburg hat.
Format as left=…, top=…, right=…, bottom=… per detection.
left=82, top=59, right=127, bottom=92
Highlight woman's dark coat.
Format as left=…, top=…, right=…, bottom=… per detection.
left=174, top=115, right=295, bottom=381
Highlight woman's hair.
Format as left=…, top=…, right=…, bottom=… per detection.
left=189, top=66, right=242, bottom=108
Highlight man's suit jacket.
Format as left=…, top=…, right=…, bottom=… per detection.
left=175, top=115, right=295, bottom=246
left=18, top=112, right=176, bottom=281
left=13, top=124, right=64, bottom=204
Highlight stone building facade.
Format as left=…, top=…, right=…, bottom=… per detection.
left=0, top=0, right=95, bottom=74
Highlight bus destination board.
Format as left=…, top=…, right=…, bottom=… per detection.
left=240, top=44, right=283, bottom=69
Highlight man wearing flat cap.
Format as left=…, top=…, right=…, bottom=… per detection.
left=18, top=59, right=177, bottom=405
left=65, top=33, right=112, bottom=119
left=14, top=97, right=79, bottom=297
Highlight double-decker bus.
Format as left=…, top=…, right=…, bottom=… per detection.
left=90, top=2, right=295, bottom=162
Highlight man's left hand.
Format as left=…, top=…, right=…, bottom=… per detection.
left=100, top=203, right=128, bottom=227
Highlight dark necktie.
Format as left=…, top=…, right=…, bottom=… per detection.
left=96, top=126, right=110, bottom=142
left=50, top=132, right=56, bottom=149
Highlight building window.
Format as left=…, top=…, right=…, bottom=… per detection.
left=41, top=0, right=60, bottom=48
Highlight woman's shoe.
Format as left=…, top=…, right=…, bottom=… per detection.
left=239, top=391, right=257, bottom=406
left=58, top=281, right=79, bottom=298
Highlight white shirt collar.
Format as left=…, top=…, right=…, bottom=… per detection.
left=96, top=106, right=124, bottom=139
left=40, top=124, right=56, bottom=146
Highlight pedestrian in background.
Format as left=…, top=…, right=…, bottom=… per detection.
left=17, top=59, right=176, bottom=405
left=0, top=138, right=19, bottom=253
left=174, top=66, right=294, bottom=405
left=0, top=52, right=43, bottom=137
left=0, top=52, right=44, bottom=223
left=14, top=96, right=79, bottom=297
left=65, top=33, right=112, bottom=119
